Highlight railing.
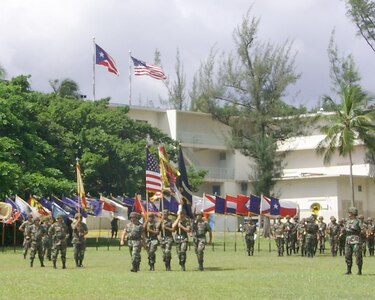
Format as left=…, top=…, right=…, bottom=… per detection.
left=178, top=131, right=227, bottom=147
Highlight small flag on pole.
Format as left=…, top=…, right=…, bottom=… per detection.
left=76, top=159, right=87, bottom=210
left=131, top=56, right=167, bottom=80
left=95, top=43, right=119, bottom=75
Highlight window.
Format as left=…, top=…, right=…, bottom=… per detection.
left=241, top=182, right=248, bottom=194
left=219, top=152, right=226, bottom=161
left=212, top=185, right=221, bottom=195
left=358, top=185, right=362, bottom=192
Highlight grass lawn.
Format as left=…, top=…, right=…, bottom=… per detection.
left=1, top=234, right=373, bottom=300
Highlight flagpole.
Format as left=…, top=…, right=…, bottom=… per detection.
left=76, top=158, right=81, bottom=215
left=129, top=50, right=132, bottom=106
left=13, top=222, right=16, bottom=253
left=93, top=36, right=96, bottom=101
left=1, top=222, right=5, bottom=252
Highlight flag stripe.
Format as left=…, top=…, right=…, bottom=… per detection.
left=131, top=56, right=167, bottom=80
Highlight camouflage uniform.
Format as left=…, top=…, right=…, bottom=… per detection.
left=145, top=214, right=160, bottom=271
left=48, top=215, right=69, bottom=269
left=19, top=214, right=33, bottom=259
left=338, top=219, right=346, bottom=256
left=327, top=216, right=340, bottom=256
left=305, top=216, right=318, bottom=258
left=121, top=212, right=145, bottom=272
left=358, top=215, right=367, bottom=257
left=345, top=207, right=362, bottom=275
left=284, top=216, right=295, bottom=256
left=27, top=217, right=46, bottom=267
left=243, top=218, right=257, bottom=256
left=174, top=212, right=190, bottom=271
left=317, top=216, right=327, bottom=254
left=366, top=218, right=375, bottom=256
left=160, top=211, right=174, bottom=271
left=71, top=213, right=88, bottom=267
left=42, top=217, right=52, bottom=261
left=192, top=212, right=212, bottom=271
left=272, top=217, right=285, bottom=256
left=297, top=218, right=306, bottom=256
left=291, top=216, right=299, bottom=254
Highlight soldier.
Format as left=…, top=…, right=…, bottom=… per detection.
left=305, top=216, right=319, bottom=258
left=338, top=218, right=346, bottom=256
left=19, top=213, right=33, bottom=259
left=192, top=211, right=212, bottom=271
left=272, top=217, right=285, bottom=256
left=27, top=217, right=46, bottom=267
left=243, top=217, right=257, bottom=256
left=358, top=215, right=367, bottom=257
left=71, top=213, right=88, bottom=268
left=317, top=216, right=327, bottom=254
left=120, top=212, right=145, bottom=272
left=172, top=211, right=191, bottom=271
left=41, top=216, right=53, bottom=261
left=48, top=214, right=69, bottom=269
left=297, top=218, right=306, bottom=257
left=366, top=217, right=375, bottom=256
left=284, top=215, right=294, bottom=256
left=344, top=207, right=363, bottom=275
left=291, top=216, right=299, bottom=254
left=160, top=210, right=175, bottom=271
left=144, top=213, right=160, bottom=271
left=110, top=217, right=119, bottom=239
left=327, top=216, right=340, bottom=256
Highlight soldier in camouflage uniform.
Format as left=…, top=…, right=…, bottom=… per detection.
left=305, top=216, right=318, bottom=258
left=366, top=217, right=375, bottom=256
left=144, top=213, right=160, bottom=271
left=338, top=218, right=346, bottom=256
left=291, top=216, right=299, bottom=254
left=272, top=217, right=285, bottom=256
left=120, top=212, right=145, bottom=272
left=27, top=217, right=46, bottom=267
left=192, top=211, right=212, bottom=271
left=71, top=213, right=88, bottom=267
left=48, top=214, right=69, bottom=269
left=42, top=216, right=53, bottom=261
left=284, top=215, right=294, bottom=256
left=358, top=215, right=367, bottom=257
left=297, top=218, right=306, bottom=257
left=19, top=213, right=34, bottom=259
left=160, top=210, right=175, bottom=271
left=173, top=211, right=191, bottom=271
left=345, top=207, right=363, bottom=275
left=317, top=216, right=327, bottom=254
left=243, top=217, right=257, bottom=256
left=327, top=216, right=340, bottom=256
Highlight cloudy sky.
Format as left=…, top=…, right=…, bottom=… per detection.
left=1, top=0, right=373, bottom=109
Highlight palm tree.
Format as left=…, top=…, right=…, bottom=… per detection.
left=0, top=64, right=6, bottom=79
left=317, top=85, right=375, bottom=207
left=49, top=78, right=80, bottom=99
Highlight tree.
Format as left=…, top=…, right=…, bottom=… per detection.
left=345, top=0, right=375, bottom=53
left=0, top=64, right=6, bottom=79
left=49, top=78, right=80, bottom=99
left=317, top=85, right=375, bottom=207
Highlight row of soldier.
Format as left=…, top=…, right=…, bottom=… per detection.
left=19, top=213, right=88, bottom=269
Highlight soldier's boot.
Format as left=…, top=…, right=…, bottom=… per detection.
left=357, top=265, right=362, bottom=275
left=131, top=261, right=138, bottom=272
left=62, top=259, right=66, bottom=269
left=79, top=259, right=84, bottom=267
left=345, top=264, right=352, bottom=275
left=247, top=249, right=250, bottom=256
left=53, top=260, right=57, bottom=269
left=180, top=261, right=186, bottom=271
left=75, top=259, right=79, bottom=267
left=23, top=252, right=27, bottom=260
left=165, top=260, right=171, bottom=271
left=198, top=260, right=204, bottom=271
left=149, top=263, right=155, bottom=271
left=40, top=258, right=45, bottom=267
left=30, top=258, right=34, bottom=268
left=137, top=261, right=140, bottom=271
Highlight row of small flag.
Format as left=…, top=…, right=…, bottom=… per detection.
left=95, top=43, right=167, bottom=80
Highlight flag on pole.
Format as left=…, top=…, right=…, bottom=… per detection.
left=131, top=56, right=167, bottom=80
left=158, top=145, right=180, bottom=194
left=29, top=195, right=50, bottom=216
left=4, top=197, right=22, bottom=224
left=176, top=147, right=193, bottom=218
left=15, top=195, right=36, bottom=218
left=236, top=194, right=250, bottom=216
left=214, top=195, right=226, bottom=214
left=203, top=194, right=216, bottom=214
left=260, top=195, right=280, bottom=217
left=76, top=160, right=87, bottom=210
left=249, top=194, right=261, bottom=215
left=225, top=194, right=237, bottom=215
left=146, top=148, right=162, bottom=193
left=95, top=43, right=119, bottom=75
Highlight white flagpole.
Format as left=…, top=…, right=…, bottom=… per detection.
left=129, top=50, right=132, bottom=106
left=258, top=194, right=263, bottom=252
left=93, top=37, right=96, bottom=101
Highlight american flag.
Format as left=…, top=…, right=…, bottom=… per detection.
left=146, top=148, right=162, bottom=193
left=95, top=44, right=119, bottom=76
left=131, top=56, right=167, bottom=80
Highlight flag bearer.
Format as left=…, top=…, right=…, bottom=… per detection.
left=19, top=213, right=33, bottom=259
left=144, top=213, right=160, bottom=271
left=49, top=214, right=69, bottom=269
left=192, top=211, right=212, bottom=271
left=160, top=210, right=174, bottom=271
left=243, top=217, right=257, bottom=256
left=71, top=213, right=88, bottom=267
left=173, top=211, right=190, bottom=271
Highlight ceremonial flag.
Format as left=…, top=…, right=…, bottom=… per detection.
left=95, top=43, right=119, bottom=75
left=214, top=195, right=226, bottom=214
left=159, top=195, right=179, bottom=214
left=38, top=197, right=53, bottom=212
left=236, top=194, right=250, bottom=216
left=76, top=160, right=87, bottom=209
left=279, top=200, right=298, bottom=217
left=29, top=195, right=50, bottom=216
left=85, top=197, right=102, bottom=216
left=225, top=194, right=237, bottom=215
left=100, top=195, right=127, bottom=220
left=4, top=197, right=22, bottom=224
left=131, top=56, right=167, bottom=80
left=249, top=194, right=261, bottom=215
left=260, top=195, right=280, bottom=217
left=203, top=194, right=216, bottom=214
left=51, top=202, right=70, bottom=220
left=192, top=195, right=203, bottom=213
left=146, top=148, right=162, bottom=193
left=61, top=196, right=87, bottom=218
left=176, top=147, right=193, bottom=218
left=159, top=145, right=180, bottom=195
left=50, top=195, right=77, bottom=219
left=15, top=195, right=36, bottom=218
left=133, top=194, right=147, bottom=220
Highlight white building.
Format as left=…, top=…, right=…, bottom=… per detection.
left=127, top=106, right=375, bottom=221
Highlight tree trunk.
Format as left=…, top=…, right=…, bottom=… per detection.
left=349, top=151, right=355, bottom=207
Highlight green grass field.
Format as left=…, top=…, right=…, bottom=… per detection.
left=1, top=234, right=374, bottom=300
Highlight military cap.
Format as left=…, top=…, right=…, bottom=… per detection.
left=367, top=217, right=373, bottom=222
left=293, top=216, right=299, bottom=220
left=74, top=213, right=82, bottom=219
left=129, top=212, right=140, bottom=219
left=358, top=214, right=364, bottom=219
left=348, top=207, right=358, bottom=216
left=33, top=217, right=40, bottom=222
left=330, top=216, right=336, bottom=221
left=285, top=215, right=291, bottom=219
left=318, top=216, right=324, bottom=220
